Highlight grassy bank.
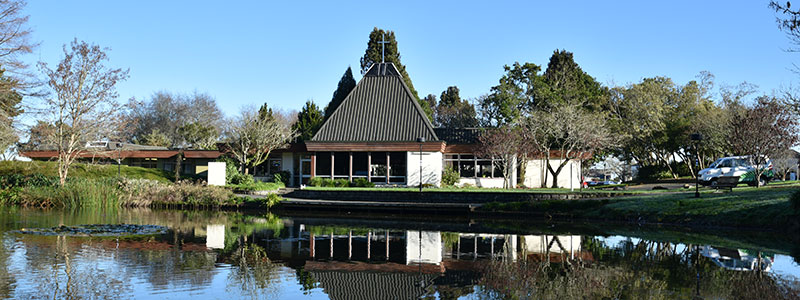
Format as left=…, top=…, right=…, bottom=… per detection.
left=0, top=161, right=172, bottom=182
left=481, top=183, right=800, bottom=231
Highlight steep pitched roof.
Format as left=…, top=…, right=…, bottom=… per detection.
left=311, top=63, right=438, bottom=142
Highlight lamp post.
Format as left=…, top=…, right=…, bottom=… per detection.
left=690, top=133, right=703, bottom=198
left=416, top=137, right=425, bottom=192
left=116, top=142, right=122, bottom=178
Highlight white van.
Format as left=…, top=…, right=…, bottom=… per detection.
left=697, top=156, right=773, bottom=187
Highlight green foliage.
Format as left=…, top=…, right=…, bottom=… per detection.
left=442, top=166, right=460, bottom=186
left=293, top=100, right=324, bottom=141
left=325, top=67, right=356, bottom=120
left=360, top=27, right=422, bottom=102
left=350, top=177, right=375, bottom=187
left=230, top=173, right=255, bottom=185
left=333, top=179, right=349, bottom=187
left=263, top=193, right=283, bottom=208
left=137, top=129, right=172, bottom=147
left=435, top=86, right=478, bottom=128
left=272, top=170, right=291, bottom=186
left=0, top=161, right=171, bottom=182
left=480, top=62, right=544, bottom=126
left=540, top=49, right=609, bottom=112
left=0, top=174, right=57, bottom=189
left=178, top=121, right=218, bottom=149
left=228, top=181, right=284, bottom=191
left=309, top=177, right=335, bottom=187
left=216, top=156, right=240, bottom=184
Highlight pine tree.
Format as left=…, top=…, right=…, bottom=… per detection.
left=293, top=100, right=324, bottom=142
left=360, top=27, right=433, bottom=121
left=436, top=86, right=478, bottom=128
left=324, top=67, right=356, bottom=120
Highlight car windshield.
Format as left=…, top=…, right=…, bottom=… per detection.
left=709, top=158, right=723, bottom=168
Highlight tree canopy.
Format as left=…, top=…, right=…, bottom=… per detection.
left=360, top=27, right=433, bottom=121
left=324, top=67, right=356, bottom=120
left=293, top=100, right=324, bottom=142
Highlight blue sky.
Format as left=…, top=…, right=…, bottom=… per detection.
left=22, top=1, right=797, bottom=116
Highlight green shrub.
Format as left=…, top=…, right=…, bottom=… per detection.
left=334, top=179, right=349, bottom=187
left=309, top=177, right=336, bottom=187
left=442, top=166, right=460, bottom=186
left=264, top=193, right=283, bottom=208
left=0, top=174, right=57, bottom=189
left=791, top=189, right=800, bottom=212
left=216, top=156, right=240, bottom=184
left=350, top=178, right=375, bottom=187
left=229, top=181, right=284, bottom=191
left=272, top=171, right=291, bottom=186
left=231, top=173, right=255, bottom=185
left=308, top=177, right=324, bottom=187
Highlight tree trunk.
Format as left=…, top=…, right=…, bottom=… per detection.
left=174, top=150, right=183, bottom=183
left=547, top=159, right=570, bottom=189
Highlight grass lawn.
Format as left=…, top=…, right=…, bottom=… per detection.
left=482, top=182, right=800, bottom=230
left=0, top=160, right=172, bottom=182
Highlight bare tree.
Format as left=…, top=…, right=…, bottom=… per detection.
left=0, top=0, right=37, bottom=94
left=730, top=96, right=799, bottom=187
left=772, top=149, right=799, bottom=180
left=533, top=105, right=614, bottom=188
left=226, top=106, right=296, bottom=175
left=37, top=39, right=129, bottom=185
left=477, top=126, right=528, bottom=189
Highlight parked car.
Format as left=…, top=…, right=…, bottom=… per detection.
left=697, top=156, right=774, bottom=187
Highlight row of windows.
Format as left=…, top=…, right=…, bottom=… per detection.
left=444, top=154, right=504, bottom=178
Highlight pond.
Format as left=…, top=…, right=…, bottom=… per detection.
left=0, top=207, right=798, bottom=299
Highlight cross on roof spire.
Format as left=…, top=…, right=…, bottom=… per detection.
left=378, top=32, right=389, bottom=63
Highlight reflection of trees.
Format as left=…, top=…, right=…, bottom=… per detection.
left=0, top=237, right=15, bottom=299
left=11, top=235, right=134, bottom=299
left=224, top=235, right=279, bottom=299
left=478, top=237, right=800, bottom=300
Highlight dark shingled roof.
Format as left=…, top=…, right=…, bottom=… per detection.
left=433, top=128, right=483, bottom=144
left=311, top=63, right=438, bottom=142
left=310, top=271, right=436, bottom=300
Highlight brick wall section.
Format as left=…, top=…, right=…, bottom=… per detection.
left=285, top=190, right=635, bottom=204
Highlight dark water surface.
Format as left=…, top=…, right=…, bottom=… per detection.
left=0, top=207, right=798, bottom=299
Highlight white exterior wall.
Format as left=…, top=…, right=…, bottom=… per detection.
left=521, top=235, right=581, bottom=255
left=457, top=178, right=507, bottom=188
left=206, top=162, right=226, bottom=186
left=405, top=231, right=442, bottom=265
left=523, top=158, right=582, bottom=189
left=407, top=151, right=442, bottom=187
left=281, top=152, right=294, bottom=185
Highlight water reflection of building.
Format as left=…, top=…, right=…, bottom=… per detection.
left=701, top=246, right=773, bottom=272
left=252, top=224, right=596, bottom=300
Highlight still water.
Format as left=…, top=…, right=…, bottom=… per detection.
left=0, top=207, right=798, bottom=299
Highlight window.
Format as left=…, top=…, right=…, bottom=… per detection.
left=444, top=154, right=505, bottom=179
left=269, top=159, right=282, bottom=174
left=477, top=160, right=492, bottom=177
left=719, top=159, right=732, bottom=168
left=459, top=160, right=475, bottom=177
left=333, top=152, right=349, bottom=178
left=389, top=152, right=406, bottom=183
left=352, top=152, right=368, bottom=177
left=370, top=152, right=387, bottom=182
left=315, top=152, right=331, bottom=178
